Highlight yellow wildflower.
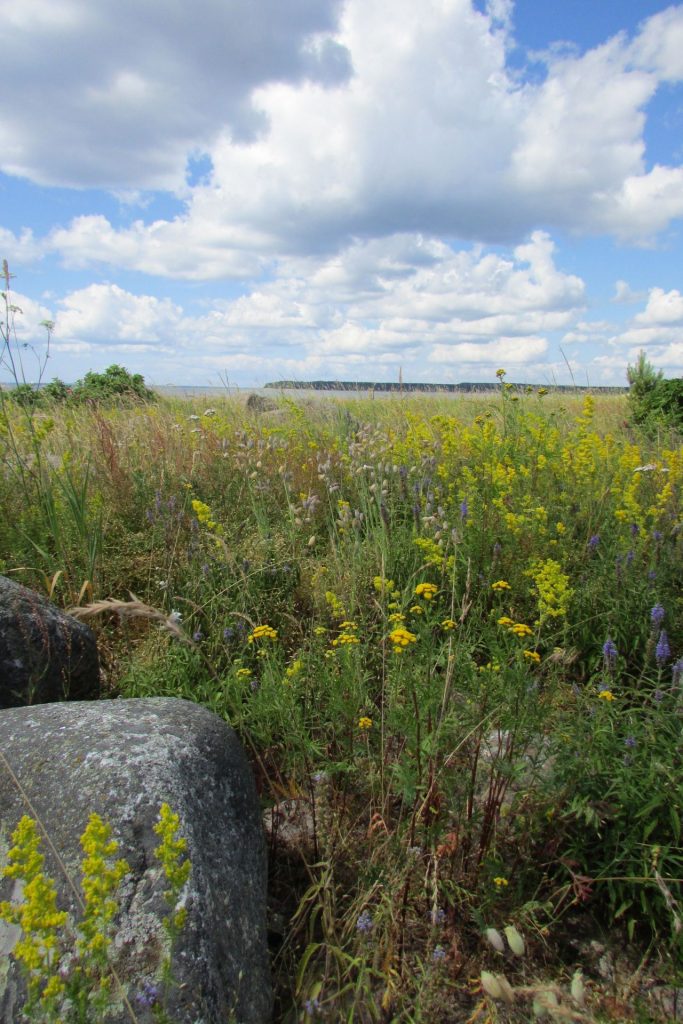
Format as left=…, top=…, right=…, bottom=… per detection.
left=248, top=624, right=278, bottom=642
left=497, top=616, right=514, bottom=627
left=358, top=716, right=373, bottom=730
left=511, top=623, right=533, bottom=638
left=493, top=876, right=508, bottom=888
left=409, top=604, right=423, bottom=615
left=236, top=667, right=252, bottom=678
left=441, top=619, right=457, bottom=631
left=598, top=689, right=615, bottom=701
left=388, top=612, right=405, bottom=623
left=491, top=580, right=511, bottom=591
left=523, top=650, right=541, bottom=663
left=332, top=633, right=360, bottom=646
left=388, top=627, right=417, bottom=648
left=415, top=582, right=438, bottom=600
left=285, top=660, right=303, bottom=678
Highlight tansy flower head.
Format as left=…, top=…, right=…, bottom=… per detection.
left=248, top=624, right=278, bottom=643
left=388, top=627, right=417, bottom=650
left=441, top=618, right=457, bottom=631
left=523, top=650, right=541, bottom=663
left=493, top=876, right=508, bottom=888
left=511, top=622, right=533, bottom=638
left=491, top=580, right=511, bottom=591
left=415, top=582, right=438, bottom=600
left=497, top=616, right=514, bottom=627
left=598, top=689, right=615, bottom=701
left=358, top=716, right=373, bottom=730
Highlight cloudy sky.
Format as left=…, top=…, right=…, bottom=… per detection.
left=1, top=0, right=683, bottom=388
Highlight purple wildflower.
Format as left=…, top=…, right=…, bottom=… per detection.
left=135, top=983, right=159, bottom=1008
left=655, top=630, right=671, bottom=665
left=602, top=637, right=618, bottom=666
left=356, top=910, right=373, bottom=933
left=588, top=535, right=600, bottom=550
left=192, top=628, right=203, bottom=643
left=648, top=570, right=657, bottom=581
left=653, top=689, right=664, bottom=703
left=430, top=907, right=446, bottom=926
left=460, top=499, right=469, bottom=521
left=653, top=530, right=663, bottom=542
left=672, top=658, right=683, bottom=686
left=626, top=550, right=635, bottom=566
left=303, top=997, right=321, bottom=1016
left=223, top=627, right=235, bottom=641
left=630, top=523, right=639, bottom=537
left=433, top=945, right=447, bottom=962
left=624, top=736, right=637, bottom=749
left=651, top=603, right=665, bottom=626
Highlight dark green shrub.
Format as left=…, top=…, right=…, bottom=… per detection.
left=73, top=364, right=155, bottom=404
left=627, top=351, right=683, bottom=431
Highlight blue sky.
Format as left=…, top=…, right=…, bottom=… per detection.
left=1, top=0, right=682, bottom=387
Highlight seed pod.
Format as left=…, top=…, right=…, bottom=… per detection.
left=496, top=974, right=515, bottom=1005
left=480, top=971, right=503, bottom=1000
left=484, top=927, right=505, bottom=953
left=504, top=925, right=525, bottom=956
left=570, top=970, right=585, bottom=1007
left=532, top=989, right=559, bottom=1018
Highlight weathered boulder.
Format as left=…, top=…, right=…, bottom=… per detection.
left=245, top=392, right=276, bottom=413
left=0, top=575, right=100, bottom=708
left=0, top=698, right=272, bottom=1023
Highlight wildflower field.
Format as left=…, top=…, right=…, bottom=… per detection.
left=1, top=379, right=682, bottom=1022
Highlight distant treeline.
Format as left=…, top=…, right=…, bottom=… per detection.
left=265, top=380, right=628, bottom=393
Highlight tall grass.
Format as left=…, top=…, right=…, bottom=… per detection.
left=1, top=383, right=681, bottom=1022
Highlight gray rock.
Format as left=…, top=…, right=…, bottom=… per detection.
left=0, top=576, right=100, bottom=708
left=245, top=393, right=276, bottom=413
left=0, top=698, right=272, bottom=1023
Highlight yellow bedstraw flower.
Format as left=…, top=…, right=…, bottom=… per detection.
left=414, top=582, right=438, bottom=600
left=598, top=690, right=615, bottom=701
left=286, top=659, right=304, bottom=678
left=358, top=716, right=373, bottom=730
left=491, top=580, right=511, bottom=591
left=248, top=624, right=278, bottom=642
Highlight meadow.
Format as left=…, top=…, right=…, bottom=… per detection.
left=0, top=378, right=681, bottom=1022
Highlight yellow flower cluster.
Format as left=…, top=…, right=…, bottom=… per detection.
left=525, top=558, right=573, bottom=623
left=358, top=716, right=373, bottom=730
left=498, top=617, right=533, bottom=638
left=389, top=626, right=417, bottom=653
left=373, top=576, right=400, bottom=600
left=598, top=689, right=615, bottom=701
left=415, top=582, right=437, bottom=600
left=332, top=632, right=360, bottom=646
left=523, top=650, right=541, bottom=663
left=491, top=580, right=511, bottom=591
left=191, top=498, right=223, bottom=535
left=441, top=618, right=457, bottom=631
left=248, top=624, right=278, bottom=642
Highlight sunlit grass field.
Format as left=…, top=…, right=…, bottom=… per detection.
left=1, top=383, right=681, bottom=1022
